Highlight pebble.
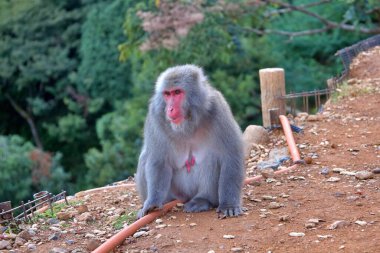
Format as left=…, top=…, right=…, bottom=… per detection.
left=85, top=233, right=96, bottom=238
left=47, top=218, right=60, bottom=225
left=317, top=234, right=333, bottom=239
left=0, top=240, right=11, bottom=250
left=373, top=168, right=380, bottom=174
left=327, top=177, right=341, bottom=182
left=208, top=251, right=216, bottom=253
left=77, top=212, right=94, bottom=222
left=231, top=247, right=243, bottom=252
left=75, top=204, right=89, bottom=214
left=155, top=219, right=163, bottom=224
left=355, top=171, right=374, bottom=180
left=86, top=239, right=101, bottom=251
left=305, top=223, right=316, bottom=229
left=14, top=236, right=26, bottom=246
left=27, top=243, right=37, bottom=251
left=48, top=233, right=60, bottom=241
left=189, top=223, right=197, bottom=227
left=268, top=202, right=283, bottom=209
left=289, top=232, right=305, bottom=237
left=66, top=239, right=76, bottom=245
left=17, top=230, right=32, bottom=241
left=133, top=231, right=147, bottom=238
left=354, top=220, right=367, bottom=226
left=262, top=195, right=276, bottom=200
left=56, top=211, right=72, bottom=221
left=304, top=157, right=313, bottom=164
left=49, top=247, right=68, bottom=253
left=155, top=224, right=167, bottom=229
left=320, top=167, right=330, bottom=175
left=223, top=235, right=235, bottom=239
left=279, top=215, right=290, bottom=222
left=328, top=220, right=349, bottom=230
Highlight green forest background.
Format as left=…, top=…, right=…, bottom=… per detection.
left=1, top=0, right=379, bottom=205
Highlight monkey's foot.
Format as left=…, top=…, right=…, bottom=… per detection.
left=216, top=206, right=243, bottom=218
left=184, top=198, right=212, bottom=213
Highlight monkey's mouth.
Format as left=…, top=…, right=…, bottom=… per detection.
left=169, top=117, right=183, bottom=125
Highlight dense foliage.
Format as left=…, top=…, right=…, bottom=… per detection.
left=0, top=0, right=379, bottom=204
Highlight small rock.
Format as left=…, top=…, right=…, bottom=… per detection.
left=304, top=157, right=313, bottom=164
left=85, top=233, right=96, bottom=238
left=86, top=239, right=101, bottom=251
left=56, top=211, right=72, bottom=221
left=231, top=247, right=243, bottom=252
left=305, top=223, right=316, bottom=229
left=307, top=115, right=320, bottom=121
left=49, top=247, right=68, bottom=253
left=155, top=234, right=162, bottom=239
left=268, top=202, right=283, bottom=209
left=262, top=195, right=276, bottom=200
left=14, top=236, right=26, bottom=246
left=327, top=177, right=341, bottom=182
left=27, top=243, right=37, bottom=251
left=75, top=205, right=89, bottom=214
left=372, top=168, right=380, bottom=174
left=66, top=239, right=76, bottom=245
left=48, top=233, right=60, bottom=241
left=0, top=240, right=11, bottom=250
left=243, top=125, right=270, bottom=156
left=77, top=212, right=94, bottom=222
left=320, top=167, right=330, bottom=175
left=289, top=232, right=305, bottom=237
left=355, top=171, right=374, bottom=180
left=354, top=220, right=367, bottom=226
left=155, top=224, right=167, bottom=229
left=261, top=168, right=275, bottom=179
left=189, top=223, right=197, bottom=227
left=328, top=220, right=349, bottom=230
left=155, top=219, right=163, bottom=224
left=133, top=231, right=147, bottom=238
left=279, top=215, right=290, bottom=222
left=17, top=230, right=32, bottom=241
left=47, top=218, right=60, bottom=225
left=317, top=234, right=333, bottom=239
left=208, top=251, right=216, bottom=253
left=308, top=218, right=324, bottom=224
left=223, top=235, right=235, bottom=239
left=49, top=226, right=62, bottom=232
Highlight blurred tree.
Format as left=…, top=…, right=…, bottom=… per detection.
left=0, top=135, right=68, bottom=204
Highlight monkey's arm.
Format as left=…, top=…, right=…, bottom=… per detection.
left=217, top=151, right=245, bottom=217
left=138, top=158, right=173, bottom=218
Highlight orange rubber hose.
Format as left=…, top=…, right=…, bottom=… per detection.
left=279, top=115, right=301, bottom=162
left=92, top=200, right=181, bottom=253
left=92, top=115, right=300, bottom=252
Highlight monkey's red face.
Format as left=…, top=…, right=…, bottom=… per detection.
left=163, top=88, right=185, bottom=125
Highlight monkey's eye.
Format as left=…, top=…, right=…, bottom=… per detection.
left=174, top=89, right=181, bottom=95
left=163, top=91, right=170, bottom=97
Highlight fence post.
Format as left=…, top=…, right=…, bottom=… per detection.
left=259, top=68, right=286, bottom=127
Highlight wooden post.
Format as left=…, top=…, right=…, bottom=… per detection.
left=259, top=68, right=286, bottom=128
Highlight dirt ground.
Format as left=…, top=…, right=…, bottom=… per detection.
left=1, top=47, right=379, bottom=253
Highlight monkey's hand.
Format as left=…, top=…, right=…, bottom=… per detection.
left=216, top=205, right=243, bottom=219
left=137, top=200, right=163, bottom=219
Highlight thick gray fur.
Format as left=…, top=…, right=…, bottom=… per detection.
left=135, top=64, right=245, bottom=218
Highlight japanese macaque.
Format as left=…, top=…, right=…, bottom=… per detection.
left=136, top=65, right=244, bottom=218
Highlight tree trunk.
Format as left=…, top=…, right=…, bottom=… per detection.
left=6, top=94, right=44, bottom=150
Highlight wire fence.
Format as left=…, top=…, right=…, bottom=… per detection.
left=281, top=34, right=380, bottom=115
left=0, top=190, right=69, bottom=224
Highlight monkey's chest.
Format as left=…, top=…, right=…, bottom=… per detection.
left=173, top=147, right=207, bottom=172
